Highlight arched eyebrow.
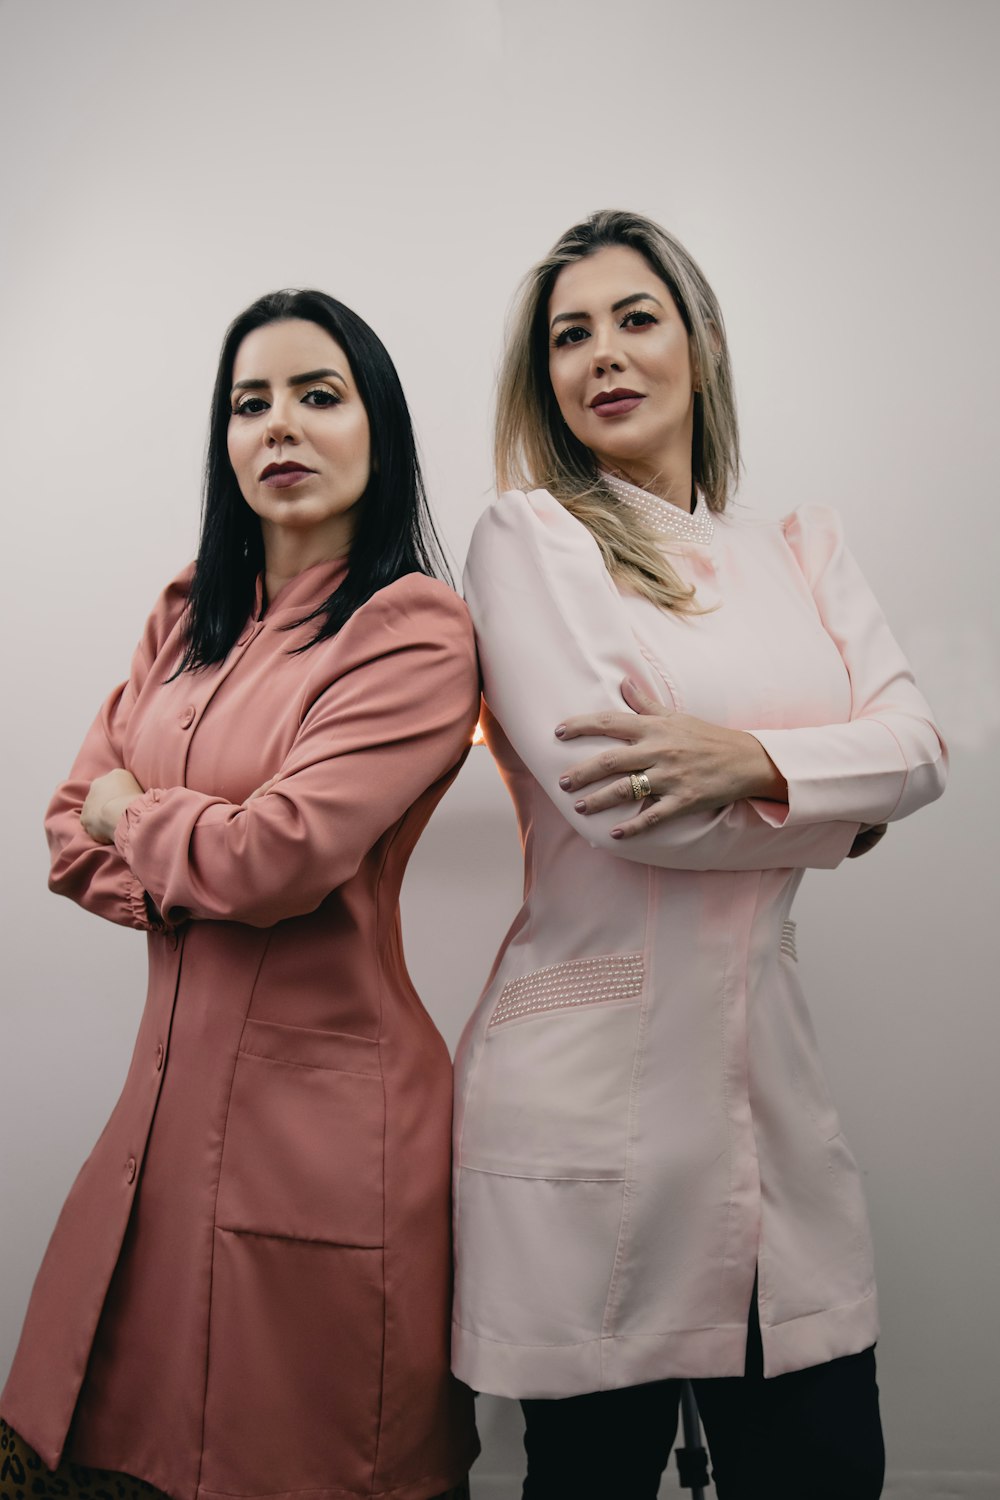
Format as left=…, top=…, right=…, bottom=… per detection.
left=231, top=367, right=347, bottom=393
left=549, top=292, right=664, bottom=331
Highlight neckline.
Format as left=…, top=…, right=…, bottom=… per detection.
left=253, top=554, right=349, bottom=622
left=599, top=470, right=715, bottom=546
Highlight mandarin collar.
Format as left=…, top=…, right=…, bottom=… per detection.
left=599, top=470, right=716, bottom=547
left=252, top=555, right=349, bottom=624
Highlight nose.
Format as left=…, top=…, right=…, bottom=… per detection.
left=264, top=396, right=301, bottom=447
left=590, top=320, right=626, bottom=379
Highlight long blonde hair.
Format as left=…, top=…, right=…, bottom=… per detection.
left=495, top=209, right=740, bottom=613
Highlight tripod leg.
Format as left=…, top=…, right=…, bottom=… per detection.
left=674, top=1380, right=711, bottom=1497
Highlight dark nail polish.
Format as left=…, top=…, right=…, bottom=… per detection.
left=559, top=776, right=572, bottom=790
left=574, top=801, right=586, bottom=813
left=554, top=725, right=566, bottom=738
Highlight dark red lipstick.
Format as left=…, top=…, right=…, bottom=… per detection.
left=260, top=461, right=316, bottom=488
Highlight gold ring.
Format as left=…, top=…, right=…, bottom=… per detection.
left=629, top=772, right=652, bottom=801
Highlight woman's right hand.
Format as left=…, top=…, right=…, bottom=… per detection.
left=848, top=824, right=887, bottom=858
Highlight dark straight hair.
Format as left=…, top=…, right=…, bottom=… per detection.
left=178, top=288, right=451, bottom=672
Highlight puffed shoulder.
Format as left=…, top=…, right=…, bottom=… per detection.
left=466, top=488, right=604, bottom=577
left=341, top=571, right=476, bottom=657
left=470, top=487, right=579, bottom=539
left=777, top=504, right=846, bottom=587
left=139, top=561, right=196, bottom=660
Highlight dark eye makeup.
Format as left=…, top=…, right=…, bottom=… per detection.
left=231, top=386, right=342, bottom=417
left=552, top=307, right=659, bottom=349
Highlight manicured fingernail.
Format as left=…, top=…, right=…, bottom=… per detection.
left=574, top=801, right=587, bottom=813
left=610, top=827, right=624, bottom=839
left=558, top=776, right=572, bottom=790
left=554, top=724, right=566, bottom=738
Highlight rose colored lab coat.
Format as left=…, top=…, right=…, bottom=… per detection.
left=2, top=559, right=480, bottom=1500
left=453, top=486, right=946, bottom=1399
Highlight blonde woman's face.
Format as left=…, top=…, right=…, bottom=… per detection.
left=547, top=244, right=696, bottom=484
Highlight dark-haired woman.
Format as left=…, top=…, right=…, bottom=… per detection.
left=453, top=213, right=947, bottom=1498
left=1, top=293, right=479, bottom=1500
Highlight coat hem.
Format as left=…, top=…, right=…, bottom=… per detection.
left=0, top=1401, right=63, bottom=1474
left=196, top=1457, right=477, bottom=1500
left=762, top=1285, right=879, bottom=1376
left=0, top=1406, right=476, bottom=1500
left=452, top=1286, right=879, bottom=1397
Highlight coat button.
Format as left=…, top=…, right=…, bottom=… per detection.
left=155, top=1043, right=164, bottom=1071
left=179, top=705, right=196, bottom=729
left=125, top=1157, right=137, bottom=1183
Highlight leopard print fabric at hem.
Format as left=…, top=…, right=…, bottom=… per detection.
left=0, top=1419, right=167, bottom=1499
left=1, top=1420, right=470, bottom=1500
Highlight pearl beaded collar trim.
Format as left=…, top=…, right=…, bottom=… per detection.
left=601, top=470, right=715, bottom=546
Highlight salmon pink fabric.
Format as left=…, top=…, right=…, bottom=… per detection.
left=2, top=560, right=480, bottom=1500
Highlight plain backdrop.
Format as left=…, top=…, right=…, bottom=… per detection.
left=1, top=2, right=997, bottom=1496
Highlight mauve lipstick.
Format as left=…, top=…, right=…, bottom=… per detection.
left=591, top=388, right=644, bottom=418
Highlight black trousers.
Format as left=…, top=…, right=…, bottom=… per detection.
left=520, top=1295, right=885, bottom=1499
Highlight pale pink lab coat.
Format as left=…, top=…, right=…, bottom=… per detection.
left=453, top=485, right=946, bottom=1399
left=2, top=560, right=480, bottom=1500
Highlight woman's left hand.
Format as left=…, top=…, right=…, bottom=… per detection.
left=81, top=769, right=145, bottom=844
left=556, top=678, right=787, bottom=839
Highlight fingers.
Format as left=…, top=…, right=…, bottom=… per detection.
left=555, top=708, right=644, bottom=743
left=570, top=775, right=658, bottom=817
left=610, top=798, right=681, bottom=839
left=558, top=745, right=656, bottom=795
left=620, top=677, right=671, bottom=716
left=555, top=683, right=672, bottom=743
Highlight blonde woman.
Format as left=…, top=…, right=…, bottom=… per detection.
left=453, top=211, right=946, bottom=1498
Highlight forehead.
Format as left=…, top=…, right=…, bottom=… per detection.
left=549, top=244, right=671, bottom=315
left=232, top=318, right=350, bottom=382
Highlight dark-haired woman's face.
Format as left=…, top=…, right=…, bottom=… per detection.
left=547, top=245, right=695, bottom=487
left=227, top=318, right=370, bottom=557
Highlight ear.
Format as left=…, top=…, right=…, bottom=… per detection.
left=690, top=340, right=703, bottom=394
left=690, top=323, right=723, bottom=395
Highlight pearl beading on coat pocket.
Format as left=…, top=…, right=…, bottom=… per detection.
left=489, top=952, right=645, bottom=1028
left=780, top=920, right=798, bottom=961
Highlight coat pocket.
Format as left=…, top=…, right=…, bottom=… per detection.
left=488, top=951, right=644, bottom=1028
left=460, top=953, right=645, bottom=1180
left=216, top=1018, right=384, bottom=1246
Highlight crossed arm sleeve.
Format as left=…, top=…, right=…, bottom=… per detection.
left=45, top=569, right=192, bottom=929
left=746, top=504, right=947, bottom=827
left=113, top=581, right=479, bottom=928
left=464, top=490, right=944, bottom=873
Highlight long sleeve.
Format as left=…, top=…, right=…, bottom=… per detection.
left=463, top=490, right=860, bottom=872
left=45, top=569, right=192, bottom=929
left=113, top=578, right=479, bottom=928
left=746, top=504, right=947, bottom=826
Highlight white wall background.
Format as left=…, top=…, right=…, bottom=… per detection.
left=1, top=2, right=997, bottom=1496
